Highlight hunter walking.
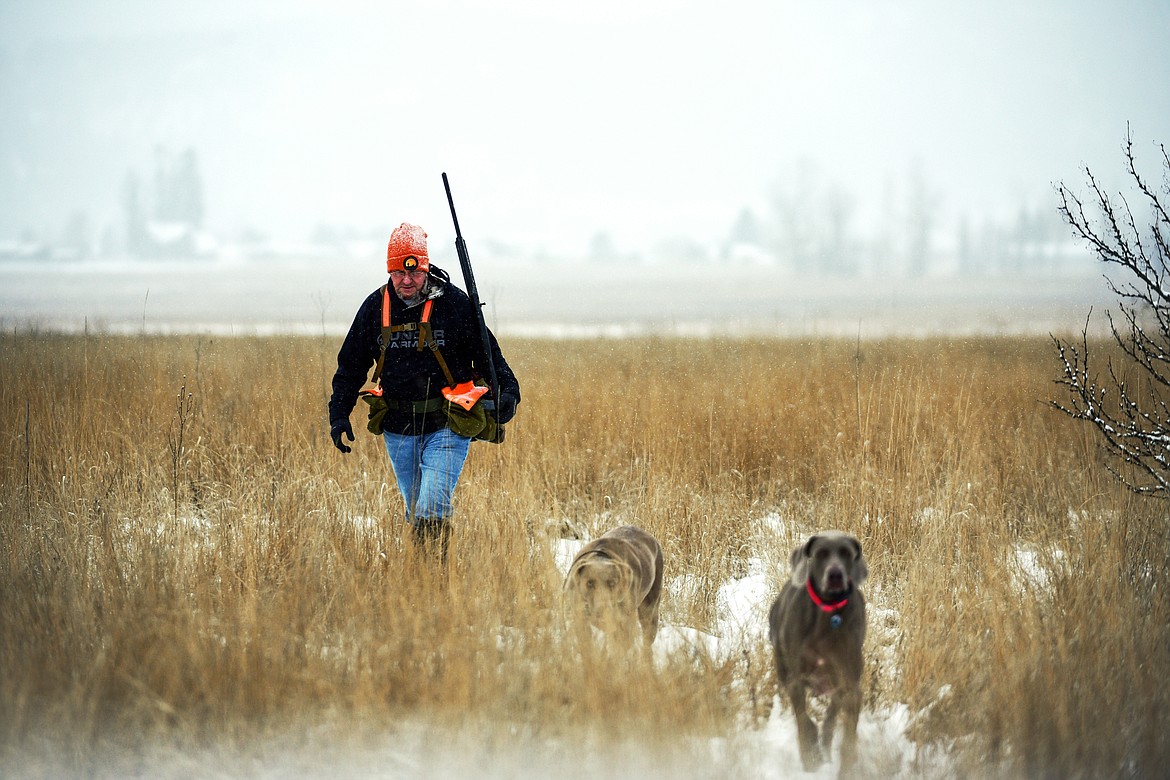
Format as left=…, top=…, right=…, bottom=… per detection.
left=328, top=221, right=520, bottom=558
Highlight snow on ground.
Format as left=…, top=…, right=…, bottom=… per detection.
left=136, top=510, right=1072, bottom=777
left=5, top=510, right=975, bottom=779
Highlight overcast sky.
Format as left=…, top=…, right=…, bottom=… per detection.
left=2, top=0, right=1168, bottom=256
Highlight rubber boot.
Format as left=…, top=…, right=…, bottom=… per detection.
left=412, top=517, right=451, bottom=564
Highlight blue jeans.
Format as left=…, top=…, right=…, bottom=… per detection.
left=382, top=427, right=472, bottom=524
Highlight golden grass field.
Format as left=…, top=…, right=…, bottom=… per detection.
left=2, top=331, right=1168, bottom=777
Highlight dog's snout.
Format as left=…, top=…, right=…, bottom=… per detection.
left=826, top=564, right=846, bottom=590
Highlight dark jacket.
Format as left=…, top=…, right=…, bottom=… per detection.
left=329, top=268, right=521, bottom=435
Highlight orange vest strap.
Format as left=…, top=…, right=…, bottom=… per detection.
left=372, top=289, right=456, bottom=398
left=384, top=287, right=433, bottom=328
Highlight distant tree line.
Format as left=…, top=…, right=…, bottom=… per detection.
left=580, top=167, right=1092, bottom=276
left=122, top=146, right=205, bottom=258
left=3, top=147, right=1094, bottom=271
left=720, top=163, right=1091, bottom=277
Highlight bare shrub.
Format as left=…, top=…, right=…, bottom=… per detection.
left=1053, top=129, right=1170, bottom=496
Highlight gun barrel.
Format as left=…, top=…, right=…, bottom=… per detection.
left=441, top=173, right=501, bottom=409
left=442, top=172, right=463, bottom=238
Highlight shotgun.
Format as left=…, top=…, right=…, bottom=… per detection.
left=441, top=172, right=501, bottom=422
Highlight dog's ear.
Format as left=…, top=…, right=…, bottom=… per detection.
left=849, top=536, right=869, bottom=585
left=564, top=557, right=589, bottom=590
left=788, top=536, right=816, bottom=586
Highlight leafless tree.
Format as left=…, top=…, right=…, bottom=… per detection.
left=1052, top=128, right=1170, bottom=496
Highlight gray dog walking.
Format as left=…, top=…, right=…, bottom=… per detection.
left=768, top=530, right=868, bottom=776
left=564, top=525, right=664, bottom=647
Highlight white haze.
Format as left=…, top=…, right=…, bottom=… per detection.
left=2, top=0, right=1168, bottom=257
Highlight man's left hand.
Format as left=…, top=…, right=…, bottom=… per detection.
left=331, top=419, right=354, bottom=453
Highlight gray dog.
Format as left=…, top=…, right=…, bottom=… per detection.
left=768, top=530, right=868, bottom=775
left=564, top=525, right=664, bottom=647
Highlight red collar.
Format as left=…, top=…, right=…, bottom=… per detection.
left=806, top=579, right=849, bottom=613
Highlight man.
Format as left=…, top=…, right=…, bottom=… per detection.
left=328, top=222, right=521, bottom=557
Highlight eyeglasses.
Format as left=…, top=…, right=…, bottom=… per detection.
left=390, top=269, right=427, bottom=280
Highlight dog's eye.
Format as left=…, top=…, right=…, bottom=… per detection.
left=585, top=580, right=596, bottom=590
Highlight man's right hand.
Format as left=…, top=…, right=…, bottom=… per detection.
left=330, top=419, right=354, bottom=453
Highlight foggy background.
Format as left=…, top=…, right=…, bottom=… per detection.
left=2, top=0, right=1168, bottom=335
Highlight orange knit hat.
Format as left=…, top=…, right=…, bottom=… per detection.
left=386, top=223, right=429, bottom=273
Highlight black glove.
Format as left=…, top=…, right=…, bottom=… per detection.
left=330, top=419, right=354, bottom=453
left=495, top=392, right=518, bottom=425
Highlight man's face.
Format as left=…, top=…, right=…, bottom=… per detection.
left=390, top=268, right=427, bottom=300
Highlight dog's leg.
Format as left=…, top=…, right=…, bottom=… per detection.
left=637, top=601, right=660, bottom=647
left=837, top=685, right=862, bottom=776
left=786, top=682, right=823, bottom=771
left=822, top=691, right=840, bottom=754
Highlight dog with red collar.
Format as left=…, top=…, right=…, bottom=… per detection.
left=768, top=530, right=868, bottom=776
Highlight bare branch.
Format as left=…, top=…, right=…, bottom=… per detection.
left=1052, top=130, right=1170, bottom=498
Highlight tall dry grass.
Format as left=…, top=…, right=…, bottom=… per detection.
left=1, top=331, right=1167, bottom=777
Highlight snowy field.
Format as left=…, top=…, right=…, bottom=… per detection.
left=2, top=257, right=1100, bottom=778
left=10, top=510, right=1046, bottom=780
left=0, top=255, right=1114, bottom=339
